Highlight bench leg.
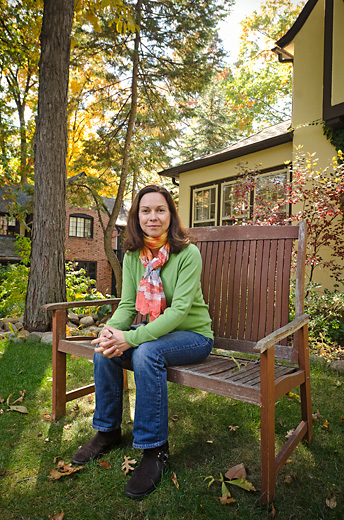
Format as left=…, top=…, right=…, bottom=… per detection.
left=52, top=310, right=67, bottom=420
left=260, top=348, right=276, bottom=505
left=298, top=326, right=313, bottom=443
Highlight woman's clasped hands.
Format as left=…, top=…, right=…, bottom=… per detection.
left=91, top=324, right=131, bottom=358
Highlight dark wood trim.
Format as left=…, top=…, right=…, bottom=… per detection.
left=275, top=0, right=318, bottom=49
left=323, top=0, right=344, bottom=128
left=159, top=132, right=293, bottom=178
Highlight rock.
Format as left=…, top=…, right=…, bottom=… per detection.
left=41, top=332, right=53, bottom=344
left=68, top=311, right=80, bottom=325
left=330, top=360, right=344, bottom=373
left=11, top=337, right=24, bottom=343
left=67, top=321, right=79, bottom=330
left=3, top=322, right=17, bottom=332
left=79, top=316, right=95, bottom=327
left=91, top=313, right=99, bottom=322
left=27, top=332, right=43, bottom=342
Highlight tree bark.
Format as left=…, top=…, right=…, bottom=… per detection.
left=103, top=0, right=141, bottom=297
left=24, top=0, right=75, bottom=331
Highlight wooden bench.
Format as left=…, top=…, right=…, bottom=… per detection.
left=41, top=223, right=312, bottom=504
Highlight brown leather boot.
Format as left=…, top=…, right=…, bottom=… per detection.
left=124, top=442, right=169, bottom=499
left=72, top=428, right=121, bottom=465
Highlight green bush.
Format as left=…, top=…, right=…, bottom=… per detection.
left=0, top=262, right=29, bottom=318
left=305, top=281, right=344, bottom=345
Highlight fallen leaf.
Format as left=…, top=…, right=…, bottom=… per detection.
left=87, top=394, right=93, bottom=402
left=228, top=425, right=239, bottom=431
left=171, top=414, right=179, bottom=421
left=6, top=394, right=13, bottom=407
left=285, top=429, right=295, bottom=439
left=0, top=396, right=4, bottom=404
left=284, top=474, right=296, bottom=483
left=326, top=493, right=337, bottom=509
left=121, top=455, right=137, bottom=475
left=8, top=405, right=28, bottom=414
left=206, top=440, right=214, bottom=444
left=44, top=413, right=53, bottom=421
left=63, top=423, right=71, bottom=430
left=225, top=463, right=247, bottom=480
left=322, top=419, right=330, bottom=430
left=48, top=513, right=64, bottom=520
left=218, top=494, right=236, bottom=505
left=48, top=461, right=84, bottom=479
left=228, top=478, right=256, bottom=492
left=100, top=461, right=111, bottom=469
left=70, top=355, right=79, bottom=360
left=340, top=416, right=344, bottom=422
left=271, top=502, right=276, bottom=518
left=171, top=472, right=179, bottom=489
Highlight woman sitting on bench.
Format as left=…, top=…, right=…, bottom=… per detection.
left=72, top=185, right=214, bottom=499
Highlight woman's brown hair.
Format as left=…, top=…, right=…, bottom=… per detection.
left=123, top=185, right=191, bottom=253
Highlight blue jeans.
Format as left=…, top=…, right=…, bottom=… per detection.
left=92, top=330, right=213, bottom=449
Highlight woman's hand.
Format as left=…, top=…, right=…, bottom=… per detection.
left=91, top=325, right=131, bottom=358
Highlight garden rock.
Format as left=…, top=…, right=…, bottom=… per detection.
left=79, top=316, right=95, bottom=327
left=41, top=332, right=53, bottom=344
left=27, top=332, right=43, bottom=342
left=68, top=311, right=80, bottom=325
left=330, top=360, right=344, bottom=373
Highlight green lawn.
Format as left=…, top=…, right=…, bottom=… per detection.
left=0, top=339, right=343, bottom=520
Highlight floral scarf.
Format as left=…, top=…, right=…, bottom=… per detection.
left=135, top=232, right=170, bottom=321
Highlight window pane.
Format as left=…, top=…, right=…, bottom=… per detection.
left=255, top=172, right=288, bottom=219
left=69, top=217, right=77, bottom=236
left=84, top=219, right=92, bottom=238
left=193, top=186, right=217, bottom=225
left=221, top=182, right=249, bottom=225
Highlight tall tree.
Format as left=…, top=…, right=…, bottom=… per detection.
left=24, top=0, right=75, bottom=331
left=0, top=0, right=41, bottom=186
left=179, top=75, right=239, bottom=162
left=67, top=0, right=231, bottom=294
left=224, top=0, right=305, bottom=134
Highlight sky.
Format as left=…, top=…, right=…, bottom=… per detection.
left=218, top=0, right=263, bottom=63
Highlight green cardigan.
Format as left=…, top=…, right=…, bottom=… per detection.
left=106, top=243, right=214, bottom=347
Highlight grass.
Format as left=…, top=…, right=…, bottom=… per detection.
left=0, top=339, right=343, bottom=520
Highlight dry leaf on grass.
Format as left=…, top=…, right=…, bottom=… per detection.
left=0, top=396, right=4, bottom=404
left=48, top=461, right=84, bottom=480
left=284, top=474, right=296, bottom=483
left=285, top=429, right=295, bottom=439
left=8, top=405, right=28, bottom=414
left=228, top=425, right=239, bottom=431
left=171, top=472, right=179, bottom=489
left=218, top=494, right=236, bottom=505
left=121, top=455, right=137, bottom=475
left=225, top=463, right=246, bottom=480
left=322, top=419, right=330, bottom=430
left=44, top=413, right=53, bottom=421
left=48, top=513, right=64, bottom=520
left=326, top=493, right=337, bottom=509
left=271, top=502, right=276, bottom=518
left=100, top=461, right=111, bottom=469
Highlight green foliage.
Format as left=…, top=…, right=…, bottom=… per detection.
left=0, top=263, right=29, bottom=318
left=179, top=77, right=239, bottom=162
left=14, top=234, right=31, bottom=265
left=223, top=0, right=305, bottom=133
left=323, top=123, right=344, bottom=160
left=305, top=281, right=344, bottom=346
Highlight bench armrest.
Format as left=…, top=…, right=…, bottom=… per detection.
left=41, top=298, right=121, bottom=312
left=254, top=314, right=310, bottom=354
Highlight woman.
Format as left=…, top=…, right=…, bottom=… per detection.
left=72, top=185, right=214, bottom=498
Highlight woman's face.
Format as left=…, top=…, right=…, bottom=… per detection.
left=138, top=192, right=171, bottom=238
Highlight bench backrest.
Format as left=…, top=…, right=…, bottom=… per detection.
left=190, top=224, right=307, bottom=362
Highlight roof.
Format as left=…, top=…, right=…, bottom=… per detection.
left=0, top=236, right=21, bottom=261
left=159, top=120, right=292, bottom=178
left=272, top=0, right=318, bottom=62
left=102, top=197, right=131, bottom=227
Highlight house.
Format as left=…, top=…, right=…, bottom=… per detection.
left=159, top=0, right=344, bottom=289
left=0, top=184, right=130, bottom=296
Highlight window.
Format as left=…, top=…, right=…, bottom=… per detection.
left=254, top=171, right=288, bottom=221
left=192, top=185, right=218, bottom=227
left=69, top=214, right=93, bottom=238
left=191, top=167, right=290, bottom=227
left=0, top=215, right=17, bottom=236
left=221, top=181, right=250, bottom=225
left=74, top=261, right=97, bottom=281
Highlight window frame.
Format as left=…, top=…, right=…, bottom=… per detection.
left=69, top=214, right=94, bottom=239
left=190, top=165, right=291, bottom=227
left=191, top=184, right=218, bottom=227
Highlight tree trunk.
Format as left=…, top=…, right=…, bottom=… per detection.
left=104, top=0, right=141, bottom=297
left=24, top=0, right=75, bottom=331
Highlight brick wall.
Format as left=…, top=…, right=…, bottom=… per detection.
left=65, top=202, right=120, bottom=296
